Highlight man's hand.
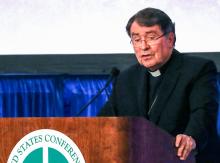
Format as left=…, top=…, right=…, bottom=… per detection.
left=175, top=134, right=196, bottom=160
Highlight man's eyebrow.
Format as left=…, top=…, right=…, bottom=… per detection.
left=131, top=31, right=158, bottom=36
left=131, top=33, right=139, bottom=37
left=146, top=31, right=157, bottom=34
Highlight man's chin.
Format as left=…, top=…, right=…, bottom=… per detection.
left=142, top=63, right=154, bottom=69
left=141, top=61, right=152, bottom=67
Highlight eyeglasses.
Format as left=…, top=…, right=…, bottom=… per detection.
left=131, top=32, right=167, bottom=47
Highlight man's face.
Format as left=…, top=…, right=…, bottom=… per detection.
left=130, top=21, right=174, bottom=71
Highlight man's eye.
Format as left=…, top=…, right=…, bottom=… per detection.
left=147, top=36, right=156, bottom=40
left=133, top=38, right=141, bottom=42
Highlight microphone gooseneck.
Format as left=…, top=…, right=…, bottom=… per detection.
left=76, top=67, right=120, bottom=116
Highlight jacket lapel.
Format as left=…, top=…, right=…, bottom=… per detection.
left=137, top=65, right=149, bottom=117
left=148, top=50, right=182, bottom=124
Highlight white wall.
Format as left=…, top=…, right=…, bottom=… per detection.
left=0, top=0, right=220, bottom=54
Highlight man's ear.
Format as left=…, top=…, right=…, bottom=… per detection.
left=167, top=32, right=175, bottom=48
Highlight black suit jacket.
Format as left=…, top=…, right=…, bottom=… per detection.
left=99, top=49, right=218, bottom=152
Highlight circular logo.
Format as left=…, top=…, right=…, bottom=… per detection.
left=8, top=129, right=85, bottom=163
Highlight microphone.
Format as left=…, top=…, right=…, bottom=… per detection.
left=76, top=67, right=120, bottom=116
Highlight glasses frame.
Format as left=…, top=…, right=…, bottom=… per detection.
left=130, top=32, right=168, bottom=47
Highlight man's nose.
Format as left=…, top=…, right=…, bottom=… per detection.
left=140, top=40, right=150, bottom=50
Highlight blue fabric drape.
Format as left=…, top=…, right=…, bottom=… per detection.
left=0, top=75, right=111, bottom=117
left=0, top=74, right=219, bottom=137
left=63, top=75, right=112, bottom=116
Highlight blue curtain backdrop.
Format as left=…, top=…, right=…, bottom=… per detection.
left=0, top=74, right=219, bottom=136
left=0, top=75, right=111, bottom=117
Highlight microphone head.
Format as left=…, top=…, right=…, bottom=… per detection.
left=110, top=67, right=120, bottom=77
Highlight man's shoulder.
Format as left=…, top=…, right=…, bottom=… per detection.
left=184, top=55, right=216, bottom=73
left=174, top=50, right=216, bottom=71
left=174, top=50, right=212, bottom=63
left=182, top=54, right=213, bottom=64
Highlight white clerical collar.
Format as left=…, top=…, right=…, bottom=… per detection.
left=148, top=69, right=161, bottom=77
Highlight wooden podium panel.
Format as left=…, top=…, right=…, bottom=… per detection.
left=0, top=117, right=195, bottom=163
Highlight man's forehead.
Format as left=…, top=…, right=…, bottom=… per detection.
left=130, top=22, right=162, bottom=35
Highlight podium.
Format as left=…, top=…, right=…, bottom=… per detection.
left=0, top=117, right=195, bottom=163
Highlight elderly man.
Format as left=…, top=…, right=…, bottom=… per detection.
left=99, top=7, right=218, bottom=161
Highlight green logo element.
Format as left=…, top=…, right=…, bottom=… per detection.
left=23, top=147, right=68, bottom=163
left=8, top=129, right=85, bottom=163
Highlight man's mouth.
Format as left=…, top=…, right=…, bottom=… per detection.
left=141, top=54, right=152, bottom=60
